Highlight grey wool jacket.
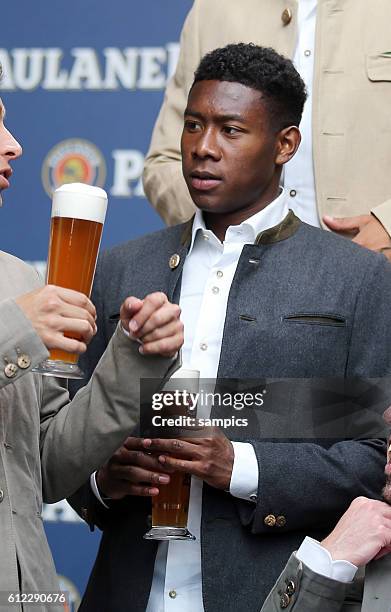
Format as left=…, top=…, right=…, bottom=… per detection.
left=70, top=212, right=391, bottom=612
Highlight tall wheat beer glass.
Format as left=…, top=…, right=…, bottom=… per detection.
left=33, top=183, right=107, bottom=379
left=144, top=368, right=199, bottom=541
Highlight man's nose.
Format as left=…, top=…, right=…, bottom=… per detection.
left=193, top=128, right=220, bottom=159
left=1, top=127, right=23, bottom=160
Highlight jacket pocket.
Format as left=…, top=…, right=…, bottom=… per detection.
left=283, top=313, right=346, bottom=327
left=367, top=53, right=391, bottom=81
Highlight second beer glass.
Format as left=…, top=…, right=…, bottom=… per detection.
left=144, top=368, right=200, bottom=541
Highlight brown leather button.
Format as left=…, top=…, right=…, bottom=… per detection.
left=4, top=363, right=18, bottom=378
left=280, top=593, right=291, bottom=608
left=276, top=515, right=286, bottom=528
left=281, top=8, right=292, bottom=25
left=264, top=514, right=276, bottom=527
left=285, top=579, right=295, bottom=596
left=169, top=254, right=181, bottom=269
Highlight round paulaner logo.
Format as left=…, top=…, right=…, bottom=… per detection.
left=42, top=138, right=106, bottom=197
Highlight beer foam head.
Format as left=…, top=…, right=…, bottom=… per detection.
left=52, top=183, right=107, bottom=223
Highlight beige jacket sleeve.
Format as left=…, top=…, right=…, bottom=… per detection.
left=260, top=553, right=360, bottom=612
left=143, top=2, right=201, bottom=226
left=40, top=325, right=177, bottom=502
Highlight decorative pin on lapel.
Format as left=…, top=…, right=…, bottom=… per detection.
left=169, top=254, right=181, bottom=269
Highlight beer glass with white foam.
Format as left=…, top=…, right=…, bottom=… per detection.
left=33, top=183, right=107, bottom=379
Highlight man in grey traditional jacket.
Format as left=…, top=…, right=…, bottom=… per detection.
left=69, top=45, right=391, bottom=612
left=0, top=93, right=183, bottom=611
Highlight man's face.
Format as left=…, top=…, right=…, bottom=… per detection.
left=0, top=100, right=22, bottom=206
left=181, top=80, right=283, bottom=220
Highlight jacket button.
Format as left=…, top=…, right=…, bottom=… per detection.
left=281, top=8, right=293, bottom=25
left=276, top=515, right=286, bottom=528
left=0, top=489, right=4, bottom=503
left=4, top=363, right=18, bottom=378
left=280, top=593, right=291, bottom=608
left=264, top=514, right=276, bottom=527
left=285, top=580, right=295, bottom=596
left=169, top=254, right=181, bottom=269
left=17, top=354, right=31, bottom=369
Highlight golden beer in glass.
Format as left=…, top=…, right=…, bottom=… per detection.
left=33, top=183, right=107, bottom=379
left=144, top=368, right=199, bottom=541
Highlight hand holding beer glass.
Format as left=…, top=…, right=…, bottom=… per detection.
left=33, top=183, right=107, bottom=378
left=144, top=368, right=199, bottom=541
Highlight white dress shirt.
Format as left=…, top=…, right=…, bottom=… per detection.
left=146, top=191, right=289, bottom=611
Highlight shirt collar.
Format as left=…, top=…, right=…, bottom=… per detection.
left=188, top=188, right=289, bottom=255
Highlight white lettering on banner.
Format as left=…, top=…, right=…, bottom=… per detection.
left=0, top=45, right=180, bottom=91
left=103, top=48, right=138, bottom=89
left=111, top=150, right=145, bottom=197
left=68, top=48, right=102, bottom=90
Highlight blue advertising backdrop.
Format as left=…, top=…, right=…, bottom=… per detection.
left=1, top=0, right=193, bottom=606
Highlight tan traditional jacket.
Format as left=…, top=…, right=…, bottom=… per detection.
left=0, top=251, right=175, bottom=611
left=143, top=0, right=391, bottom=234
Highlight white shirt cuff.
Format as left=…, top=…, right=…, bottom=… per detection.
left=296, top=537, right=358, bottom=583
left=229, top=442, right=259, bottom=501
left=90, top=472, right=110, bottom=509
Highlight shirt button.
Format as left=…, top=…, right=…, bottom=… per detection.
left=216, top=270, right=223, bottom=278
left=289, top=189, right=297, bottom=197
left=200, top=343, right=208, bottom=351
left=212, top=286, right=219, bottom=294
left=202, top=233, right=209, bottom=241
left=304, top=49, right=312, bottom=57
left=169, top=590, right=177, bottom=599
left=0, top=489, right=4, bottom=503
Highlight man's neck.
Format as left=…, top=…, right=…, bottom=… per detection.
left=203, top=186, right=282, bottom=242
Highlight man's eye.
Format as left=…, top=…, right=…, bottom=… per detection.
left=223, top=126, right=240, bottom=136
left=185, top=120, right=201, bottom=131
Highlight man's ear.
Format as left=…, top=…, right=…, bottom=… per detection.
left=275, top=126, right=301, bottom=166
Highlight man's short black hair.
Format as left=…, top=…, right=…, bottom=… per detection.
left=193, top=43, right=307, bottom=130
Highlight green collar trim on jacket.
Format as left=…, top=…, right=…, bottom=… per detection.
left=179, top=209, right=301, bottom=247
left=255, top=210, right=301, bottom=245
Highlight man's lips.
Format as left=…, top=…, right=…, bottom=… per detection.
left=0, top=174, right=10, bottom=191
left=0, top=167, right=12, bottom=191
left=189, top=171, right=222, bottom=192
